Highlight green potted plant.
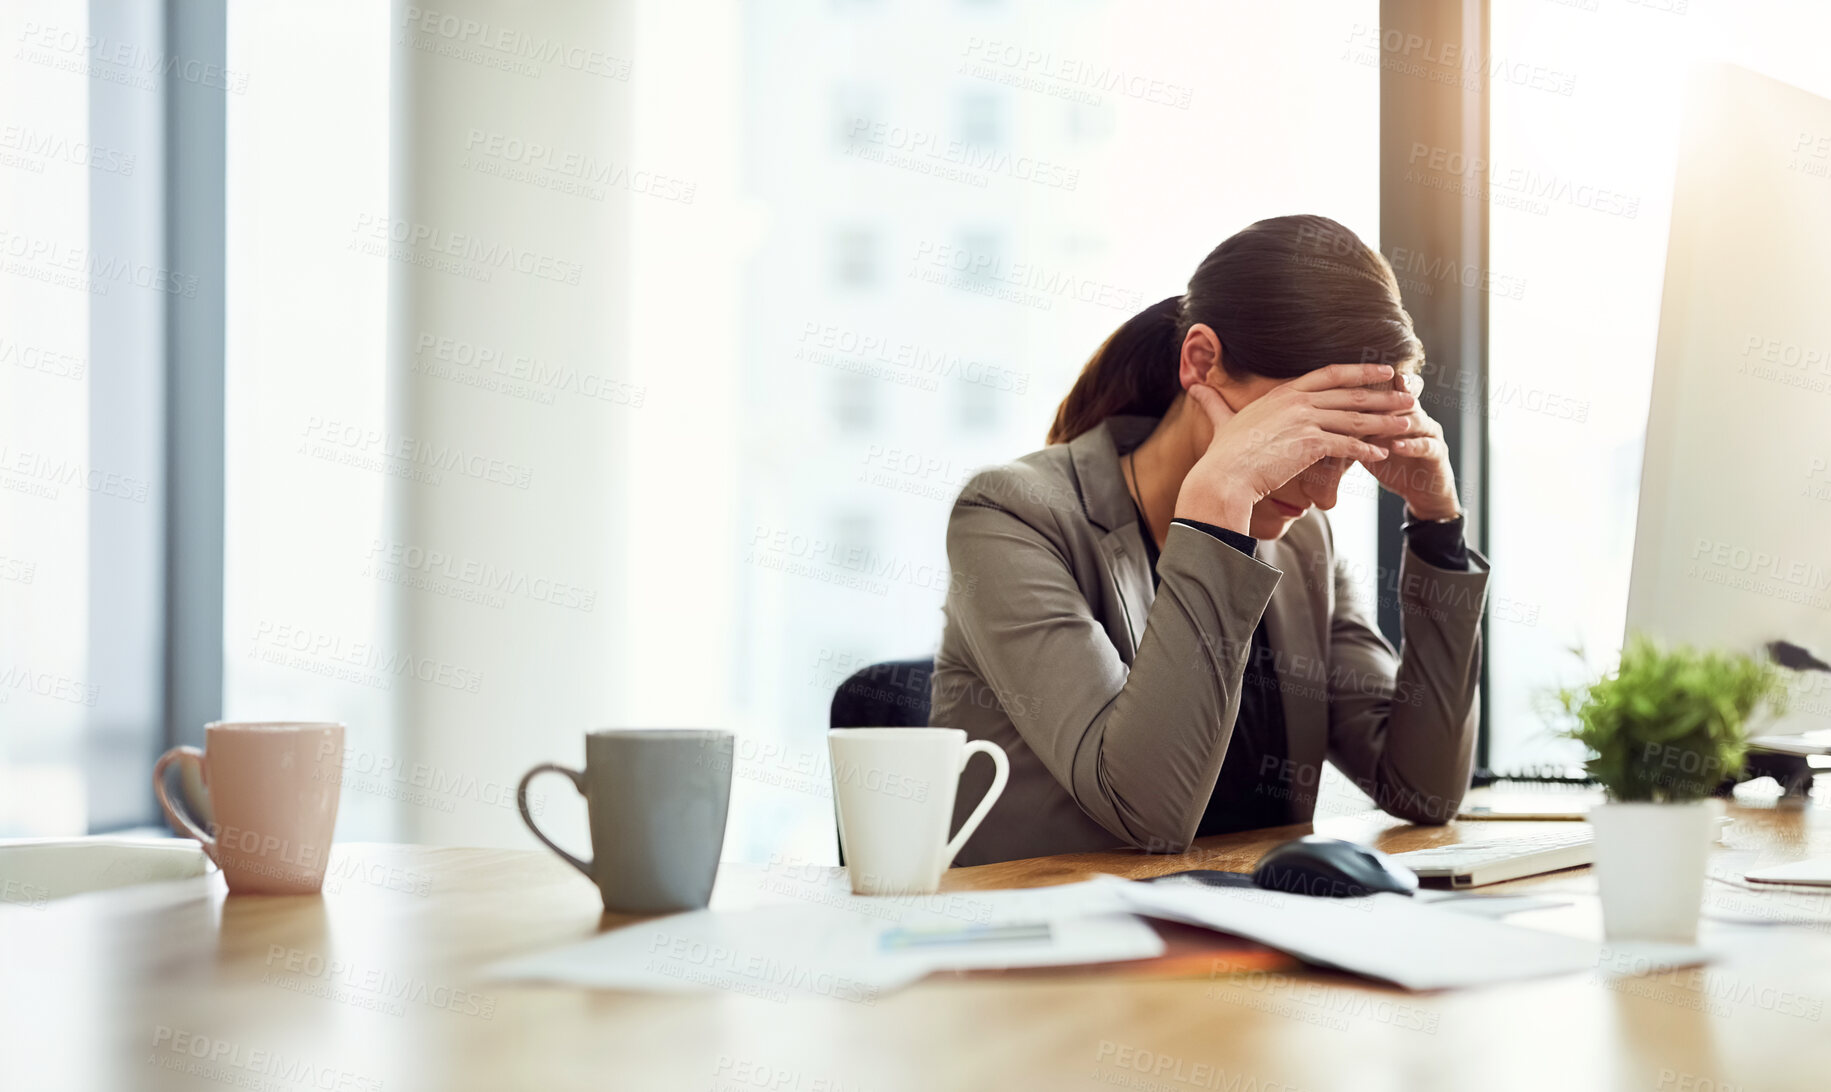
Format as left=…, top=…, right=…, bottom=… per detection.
left=1557, top=635, right=1788, bottom=942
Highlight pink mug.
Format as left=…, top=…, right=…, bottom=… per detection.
left=153, top=721, right=344, bottom=895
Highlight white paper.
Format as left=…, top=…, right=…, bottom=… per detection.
left=1750, top=730, right=1831, bottom=755
left=486, top=877, right=1162, bottom=999
left=1103, top=876, right=1708, bottom=991
left=879, top=913, right=1162, bottom=972
left=487, top=902, right=928, bottom=1002
left=1413, top=891, right=1572, bottom=918
left=1746, top=855, right=1831, bottom=886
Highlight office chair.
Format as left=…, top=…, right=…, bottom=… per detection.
left=828, top=658, right=934, bottom=730
left=828, top=658, right=934, bottom=864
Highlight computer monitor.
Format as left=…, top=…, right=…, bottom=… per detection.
left=1626, top=63, right=1831, bottom=738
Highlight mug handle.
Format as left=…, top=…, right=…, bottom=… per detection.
left=152, top=746, right=218, bottom=864
left=517, top=763, right=593, bottom=880
left=941, top=740, right=1009, bottom=867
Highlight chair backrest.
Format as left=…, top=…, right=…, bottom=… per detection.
left=827, top=658, right=935, bottom=866
left=828, top=658, right=934, bottom=729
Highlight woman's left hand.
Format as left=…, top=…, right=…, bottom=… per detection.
left=1360, top=373, right=1462, bottom=520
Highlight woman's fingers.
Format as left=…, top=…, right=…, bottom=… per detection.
left=1289, top=362, right=1396, bottom=392
left=1309, top=387, right=1416, bottom=412
left=1321, top=432, right=1390, bottom=462
left=1385, top=436, right=1446, bottom=459
left=1311, top=409, right=1415, bottom=437
left=1366, top=433, right=1445, bottom=456
left=1183, top=382, right=1235, bottom=432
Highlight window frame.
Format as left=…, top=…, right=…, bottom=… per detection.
left=1377, top=0, right=1493, bottom=770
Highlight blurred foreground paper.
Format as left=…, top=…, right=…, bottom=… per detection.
left=1106, top=876, right=1709, bottom=991
left=485, top=879, right=1164, bottom=999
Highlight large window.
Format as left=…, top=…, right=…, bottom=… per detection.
left=0, top=2, right=94, bottom=835
left=5, top=0, right=1394, bottom=854
left=1, top=1, right=165, bottom=836
left=624, top=0, right=1385, bottom=860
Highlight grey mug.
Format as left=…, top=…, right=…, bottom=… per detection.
left=517, top=728, right=734, bottom=914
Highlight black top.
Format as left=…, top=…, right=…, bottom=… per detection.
left=1134, top=508, right=1470, bottom=835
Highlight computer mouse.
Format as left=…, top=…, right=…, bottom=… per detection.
left=1251, top=835, right=1418, bottom=898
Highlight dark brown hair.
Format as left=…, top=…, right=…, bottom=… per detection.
left=1047, top=215, right=1422, bottom=444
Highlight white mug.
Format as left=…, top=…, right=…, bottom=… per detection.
left=828, top=727, right=1009, bottom=896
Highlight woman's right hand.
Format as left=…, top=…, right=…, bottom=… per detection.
left=1173, top=363, right=1418, bottom=533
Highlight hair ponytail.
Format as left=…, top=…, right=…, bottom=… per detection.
left=1046, top=215, right=1422, bottom=446
left=1046, top=295, right=1185, bottom=445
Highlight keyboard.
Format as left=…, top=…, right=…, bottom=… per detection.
left=1387, top=831, right=1595, bottom=888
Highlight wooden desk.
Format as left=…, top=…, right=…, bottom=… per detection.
left=5, top=802, right=1831, bottom=1092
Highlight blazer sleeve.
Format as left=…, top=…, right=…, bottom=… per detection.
left=1323, top=528, right=1490, bottom=824
left=943, top=481, right=1282, bottom=852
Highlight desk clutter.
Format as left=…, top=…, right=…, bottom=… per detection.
left=485, top=860, right=1710, bottom=998
left=487, top=872, right=1162, bottom=1000
left=143, top=723, right=1743, bottom=1000
left=484, top=729, right=1719, bottom=998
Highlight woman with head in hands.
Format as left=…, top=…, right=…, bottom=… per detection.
left=931, top=214, right=1488, bottom=865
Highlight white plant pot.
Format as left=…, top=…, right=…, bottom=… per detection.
left=1587, top=799, right=1721, bottom=943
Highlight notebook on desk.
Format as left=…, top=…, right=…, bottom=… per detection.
left=1457, top=783, right=1604, bottom=821
left=1455, top=798, right=1593, bottom=821
left=1748, top=731, right=1831, bottom=757
left=1746, top=857, right=1831, bottom=886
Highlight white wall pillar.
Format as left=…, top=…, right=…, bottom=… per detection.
left=388, top=0, right=630, bottom=844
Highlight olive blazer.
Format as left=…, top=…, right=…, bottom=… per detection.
left=930, top=415, right=1491, bottom=865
